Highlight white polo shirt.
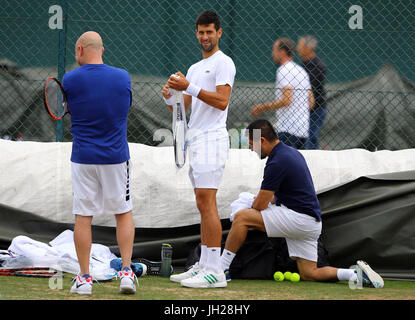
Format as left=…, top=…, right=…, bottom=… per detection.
left=184, top=50, right=236, bottom=136
left=275, top=60, right=311, bottom=138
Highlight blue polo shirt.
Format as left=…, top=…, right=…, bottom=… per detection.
left=260, top=142, right=321, bottom=221
left=63, top=64, right=132, bottom=164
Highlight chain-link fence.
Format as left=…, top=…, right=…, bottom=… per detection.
left=1, top=0, right=414, bottom=150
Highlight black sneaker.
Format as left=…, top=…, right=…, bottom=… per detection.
left=134, top=258, right=174, bottom=276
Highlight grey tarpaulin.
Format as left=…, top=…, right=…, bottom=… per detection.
left=1, top=171, right=414, bottom=280
left=318, top=170, right=415, bottom=280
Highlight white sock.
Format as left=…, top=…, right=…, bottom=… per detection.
left=205, top=247, right=221, bottom=274
left=199, top=245, right=207, bottom=269
left=221, top=249, right=236, bottom=271
left=337, top=268, right=357, bottom=282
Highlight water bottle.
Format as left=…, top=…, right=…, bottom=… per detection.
left=160, top=243, right=173, bottom=277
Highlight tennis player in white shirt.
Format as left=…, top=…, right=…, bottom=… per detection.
left=162, top=10, right=236, bottom=288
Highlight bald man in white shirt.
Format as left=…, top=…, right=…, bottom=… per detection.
left=252, top=37, right=314, bottom=149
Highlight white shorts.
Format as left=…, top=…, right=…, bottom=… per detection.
left=187, top=128, right=229, bottom=189
left=261, top=204, right=322, bottom=262
left=71, top=161, right=133, bottom=216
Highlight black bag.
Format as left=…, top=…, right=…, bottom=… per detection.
left=185, top=229, right=330, bottom=280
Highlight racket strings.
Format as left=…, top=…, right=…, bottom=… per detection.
left=44, top=77, right=67, bottom=119
left=46, top=82, right=65, bottom=115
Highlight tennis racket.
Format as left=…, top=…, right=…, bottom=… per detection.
left=0, top=267, right=61, bottom=278
left=172, top=88, right=187, bottom=169
left=43, top=76, right=69, bottom=120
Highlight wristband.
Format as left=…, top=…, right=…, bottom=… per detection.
left=163, top=95, right=175, bottom=105
left=186, top=83, right=201, bottom=97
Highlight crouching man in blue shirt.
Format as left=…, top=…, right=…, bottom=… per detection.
left=219, top=119, right=384, bottom=288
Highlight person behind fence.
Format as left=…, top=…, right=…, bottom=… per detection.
left=252, top=38, right=314, bottom=149
left=296, top=35, right=327, bottom=150
left=220, top=119, right=384, bottom=288
left=161, top=10, right=236, bottom=289
left=63, top=31, right=136, bottom=295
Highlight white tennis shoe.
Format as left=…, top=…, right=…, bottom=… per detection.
left=357, top=260, right=384, bottom=288
left=180, top=269, right=227, bottom=288
left=70, top=274, right=93, bottom=295
left=119, top=267, right=138, bottom=294
left=170, top=262, right=201, bottom=283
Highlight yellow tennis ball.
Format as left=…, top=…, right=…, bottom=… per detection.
left=273, top=271, right=284, bottom=281
left=283, top=271, right=292, bottom=281
left=290, top=272, right=300, bottom=282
